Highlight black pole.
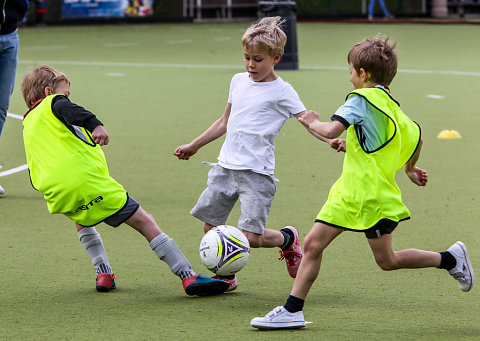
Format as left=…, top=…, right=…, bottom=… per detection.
left=258, top=1, right=299, bottom=70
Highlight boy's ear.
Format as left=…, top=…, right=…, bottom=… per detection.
left=359, top=68, right=369, bottom=81
left=44, top=86, right=53, bottom=97
left=273, top=53, right=282, bottom=65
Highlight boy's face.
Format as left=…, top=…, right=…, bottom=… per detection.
left=349, top=63, right=364, bottom=89
left=243, top=45, right=280, bottom=82
left=54, top=81, right=71, bottom=97
left=45, top=80, right=71, bottom=98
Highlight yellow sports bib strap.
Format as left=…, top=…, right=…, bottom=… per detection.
left=23, top=94, right=127, bottom=226
left=317, top=87, right=421, bottom=230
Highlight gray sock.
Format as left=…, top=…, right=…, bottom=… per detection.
left=78, top=227, right=112, bottom=275
left=150, top=233, right=195, bottom=279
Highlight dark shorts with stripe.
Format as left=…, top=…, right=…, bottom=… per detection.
left=103, top=195, right=140, bottom=227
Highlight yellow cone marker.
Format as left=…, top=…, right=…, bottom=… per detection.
left=437, top=129, right=461, bottom=139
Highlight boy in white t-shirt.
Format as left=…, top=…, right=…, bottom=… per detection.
left=174, top=17, right=340, bottom=291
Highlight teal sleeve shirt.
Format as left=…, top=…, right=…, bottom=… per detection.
left=331, top=86, right=390, bottom=152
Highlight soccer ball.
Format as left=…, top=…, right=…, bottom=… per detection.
left=199, top=225, right=250, bottom=276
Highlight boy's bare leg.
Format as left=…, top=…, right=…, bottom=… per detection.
left=367, top=233, right=441, bottom=270
left=291, top=222, right=343, bottom=300
left=125, top=205, right=163, bottom=242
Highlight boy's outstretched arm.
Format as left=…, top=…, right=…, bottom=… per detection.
left=174, top=103, right=231, bottom=160
left=404, top=138, right=428, bottom=186
left=297, top=110, right=346, bottom=151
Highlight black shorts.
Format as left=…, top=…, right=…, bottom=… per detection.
left=363, top=219, right=398, bottom=239
left=103, top=195, right=140, bottom=227
left=317, top=218, right=399, bottom=239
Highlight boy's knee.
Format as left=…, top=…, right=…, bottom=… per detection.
left=375, top=258, right=396, bottom=271
left=303, top=234, right=324, bottom=257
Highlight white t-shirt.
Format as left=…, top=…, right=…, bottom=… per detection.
left=217, top=72, right=306, bottom=175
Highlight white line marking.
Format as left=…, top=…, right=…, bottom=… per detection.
left=7, top=112, right=23, bottom=120
left=24, top=45, right=67, bottom=51
left=167, top=39, right=193, bottom=44
left=20, top=60, right=240, bottom=70
left=104, top=42, right=139, bottom=48
left=0, top=164, right=28, bottom=177
left=426, top=94, right=445, bottom=99
left=106, top=73, right=125, bottom=77
left=214, top=37, right=232, bottom=41
left=18, top=60, right=480, bottom=77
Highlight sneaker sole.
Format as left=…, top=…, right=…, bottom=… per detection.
left=457, top=241, right=475, bottom=292
left=96, top=285, right=116, bottom=292
left=251, top=318, right=306, bottom=330
left=185, top=280, right=229, bottom=296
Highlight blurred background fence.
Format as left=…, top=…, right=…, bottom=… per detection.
left=26, top=0, right=479, bottom=25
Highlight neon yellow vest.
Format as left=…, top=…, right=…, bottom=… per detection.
left=317, top=87, right=421, bottom=230
left=23, top=95, right=127, bottom=226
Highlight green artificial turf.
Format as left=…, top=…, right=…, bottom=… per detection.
left=0, top=22, right=479, bottom=340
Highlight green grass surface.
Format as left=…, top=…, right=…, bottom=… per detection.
left=1, top=22, right=479, bottom=340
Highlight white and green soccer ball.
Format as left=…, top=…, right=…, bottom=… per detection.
left=199, top=225, right=250, bottom=276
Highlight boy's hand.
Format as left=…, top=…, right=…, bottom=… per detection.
left=92, top=125, right=109, bottom=146
left=329, top=138, right=346, bottom=152
left=174, top=144, right=197, bottom=160
left=406, top=166, right=428, bottom=186
left=297, top=110, right=319, bottom=128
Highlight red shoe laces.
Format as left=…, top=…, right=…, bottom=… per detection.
left=278, top=250, right=302, bottom=265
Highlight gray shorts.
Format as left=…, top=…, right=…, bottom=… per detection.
left=103, top=195, right=140, bottom=227
left=190, top=165, right=276, bottom=234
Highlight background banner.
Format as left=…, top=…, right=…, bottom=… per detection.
left=62, top=0, right=152, bottom=18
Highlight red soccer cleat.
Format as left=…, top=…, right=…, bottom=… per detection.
left=278, top=226, right=303, bottom=278
left=96, top=273, right=116, bottom=292
left=182, top=273, right=229, bottom=296
left=212, top=275, right=238, bottom=292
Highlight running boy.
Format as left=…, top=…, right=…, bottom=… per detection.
left=174, top=17, right=339, bottom=291
left=251, top=37, right=474, bottom=329
left=21, top=65, right=229, bottom=296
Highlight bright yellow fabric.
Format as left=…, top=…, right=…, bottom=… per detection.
left=317, top=87, right=420, bottom=230
left=23, top=95, right=127, bottom=226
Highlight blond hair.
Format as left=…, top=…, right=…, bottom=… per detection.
left=21, top=65, right=70, bottom=107
left=347, top=37, right=398, bottom=86
left=241, top=16, right=287, bottom=57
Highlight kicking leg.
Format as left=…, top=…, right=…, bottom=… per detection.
left=125, top=206, right=228, bottom=296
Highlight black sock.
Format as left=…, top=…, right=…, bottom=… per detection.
left=280, top=228, right=294, bottom=250
left=284, top=295, right=304, bottom=313
left=437, top=251, right=456, bottom=270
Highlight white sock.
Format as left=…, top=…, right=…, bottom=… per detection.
left=150, top=233, right=195, bottom=279
left=78, top=227, right=112, bottom=275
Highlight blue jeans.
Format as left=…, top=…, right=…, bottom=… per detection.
left=368, top=0, right=390, bottom=16
left=0, top=30, right=20, bottom=137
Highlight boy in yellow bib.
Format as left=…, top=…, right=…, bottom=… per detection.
left=251, top=37, right=474, bottom=329
left=21, top=65, right=228, bottom=296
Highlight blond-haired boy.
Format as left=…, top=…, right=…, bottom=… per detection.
left=174, top=17, right=338, bottom=291
left=251, top=37, right=474, bottom=329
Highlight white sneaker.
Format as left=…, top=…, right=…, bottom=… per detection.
left=0, top=184, right=4, bottom=195
left=447, top=241, right=474, bottom=292
left=251, top=306, right=306, bottom=329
